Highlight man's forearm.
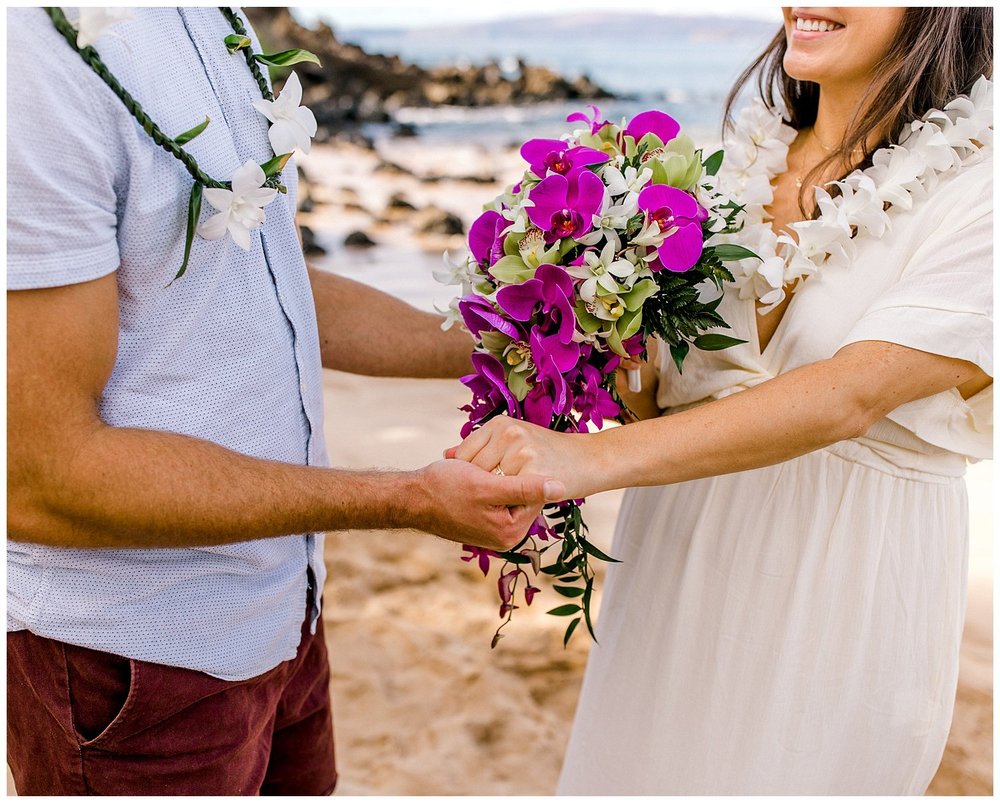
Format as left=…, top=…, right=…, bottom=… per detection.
left=9, top=422, right=421, bottom=549
left=309, top=267, right=473, bottom=378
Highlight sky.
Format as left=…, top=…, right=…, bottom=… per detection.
left=293, top=3, right=783, bottom=30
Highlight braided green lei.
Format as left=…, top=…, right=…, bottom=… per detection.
left=45, top=7, right=319, bottom=279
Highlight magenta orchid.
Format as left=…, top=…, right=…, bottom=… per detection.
left=527, top=170, right=605, bottom=243
left=520, top=138, right=609, bottom=179
left=468, top=210, right=506, bottom=266
left=496, top=264, right=578, bottom=344
left=459, top=351, right=522, bottom=436
left=567, top=104, right=611, bottom=134
left=573, top=363, right=621, bottom=429
left=462, top=545, right=497, bottom=577
left=626, top=109, right=681, bottom=146
left=637, top=184, right=705, bottom=272
left=458, top=295, right=522, bottom=342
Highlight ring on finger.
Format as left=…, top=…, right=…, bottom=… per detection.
left=492, top=466, right=505, bottom=476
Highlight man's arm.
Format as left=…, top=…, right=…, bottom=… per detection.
left=7, top=273, right=562, bottom=550
left=308, top=267, right=474, bottom=378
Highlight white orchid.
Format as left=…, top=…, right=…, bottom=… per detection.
left=736, top=255, right=786, bottom=313
left=198, top=161, right=278, bottom=250
left=70, top=7, right=133, bottom=48
left=433, top=250, right=476, bottom=288
left=566, top=240, right=639, bottom=303
left=434, top=296, right=464, bottom=331
left=817, top=176, right=889, bottom=239
left=631, top=217, right=668, bottom=249
left=496, top=194, right=535, bottom=236
left=602, top=164, right=653, bottom=204
left=866, top=144, right=926, bottom=209
left=577, top=190, right=637, bottom=247
left=253, top=72, right=317, bottom=156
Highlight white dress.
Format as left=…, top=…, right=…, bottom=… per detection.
left=557, top=92, right=993, bottom=795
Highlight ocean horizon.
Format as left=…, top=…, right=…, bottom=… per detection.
left=310, top=11, right=782, bottom=148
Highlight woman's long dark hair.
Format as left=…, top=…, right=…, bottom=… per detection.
left=724, top=8, right=993, bottom=212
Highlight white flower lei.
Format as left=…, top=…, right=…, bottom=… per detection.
left=717, top=75, right=993, bottom=314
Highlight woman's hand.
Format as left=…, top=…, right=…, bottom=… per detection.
left=445, top=417, right=603, bottom=501
left=616, top=338, right=662, bottom=422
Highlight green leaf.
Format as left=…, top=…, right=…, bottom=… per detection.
left=173, top=182, right=203, bottom=282
left=693, top=333, right=747, bottom=351
left=173, top=116, right=210, bottom=146
left=703, top=149, right=724, bottom=176
left=496, top=550, right=531, bottom=565
left=554, top=585, right=584, bottom=598
left=670, top=340, right=690, bottom=374
left=582, top=579, right=597, bottom=640
left=547, top=604, right=582, bottom=617
left=562, top=617, right=582, bottom=647
left=254, top=48, right=321, bottom=68
left=223, top=34, right=252, bottom=54
left=579, top=538, right=620, bottom=564
left=260, top=152, right=292, bottom=177
left=711, top=243, right=760, bottom=262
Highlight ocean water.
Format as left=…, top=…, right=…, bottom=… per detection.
left=336, top=13, right=781, bottom=148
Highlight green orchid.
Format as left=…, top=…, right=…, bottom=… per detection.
left=642, top=134, right=704, bottom=191
left=490, top=229, right=573, bottom=284
left=574, top=276, right=659, bottom=357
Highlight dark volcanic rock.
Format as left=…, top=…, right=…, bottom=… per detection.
left=300, top=225, right=326, bottom=255
left=243, top=8, right=616, bottom=139
left=414, top=207, right=465, bottom=236
left=387, top=193, right=418, bottom=211
left=344, top=230, right=377, bottom=248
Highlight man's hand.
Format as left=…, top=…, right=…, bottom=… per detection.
left=409, top=460, right=566, bottom=551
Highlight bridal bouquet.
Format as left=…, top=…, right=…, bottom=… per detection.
left=437, top=106, right=754, bottom=646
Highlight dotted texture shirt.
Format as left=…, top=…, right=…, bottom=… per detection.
left=7, top=7, right=329, bottom=681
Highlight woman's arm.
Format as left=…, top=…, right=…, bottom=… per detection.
left=449, top=339, right=990, bottom=499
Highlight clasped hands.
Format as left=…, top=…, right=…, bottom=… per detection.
left=441, top=352, right=660, bottom=551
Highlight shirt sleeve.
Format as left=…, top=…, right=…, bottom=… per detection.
left=7, top=10, right=122, bottom=290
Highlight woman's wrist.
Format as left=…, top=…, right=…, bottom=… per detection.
left=580, top=426, right=630, bottom=496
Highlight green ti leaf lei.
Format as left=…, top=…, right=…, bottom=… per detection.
left=45, top=7, right=320, bottom=280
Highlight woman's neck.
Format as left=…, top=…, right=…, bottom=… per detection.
left=812, top=81, right=884, bottom=154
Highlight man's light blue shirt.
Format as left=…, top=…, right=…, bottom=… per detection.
left=7, top=7, right=328, bottom=680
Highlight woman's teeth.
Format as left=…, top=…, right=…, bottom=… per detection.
left=795, top=17, right=843, bottom=32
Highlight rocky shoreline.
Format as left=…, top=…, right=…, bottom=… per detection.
left=244, top=8, right=615, bottom=141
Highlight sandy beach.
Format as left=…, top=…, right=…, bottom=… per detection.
left=7, top=136, right=991, bottom=796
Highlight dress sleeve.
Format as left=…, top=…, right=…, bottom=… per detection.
left=840, top=177, right=992, bottom=376
left=7, top=10, right=122, bottom=290
left=840, top=162, right=993, bottom=460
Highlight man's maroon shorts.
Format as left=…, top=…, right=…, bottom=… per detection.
left=7, top=599, right=337, bottom=795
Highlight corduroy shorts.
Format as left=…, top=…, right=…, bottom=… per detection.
left=7, top=595, right=337, bottom=796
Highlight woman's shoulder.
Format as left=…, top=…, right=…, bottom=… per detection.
left=920, top=156, right=993, bottom=240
